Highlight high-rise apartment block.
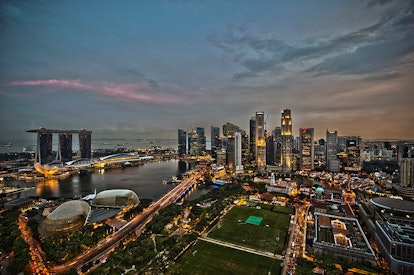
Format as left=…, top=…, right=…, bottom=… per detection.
left=281, top=109, right=293, bottom=173
left=299, top=128, right=314, bottom=171
left=255, top=112, right=266, bottom=173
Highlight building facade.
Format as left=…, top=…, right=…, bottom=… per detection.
left=281, top=109, right=293, bottom=173
left=371, top=197, right=414, bottom=274
left=255, top=112, right=266, bottom=173
left=79, top=131, right=92, bottom=159
left=178, top=129, right=187, bottom=157
left=326, top=130, right=339, bottom=172
left=299, top=128, right=314, bottom=171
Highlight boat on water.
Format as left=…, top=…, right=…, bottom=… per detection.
left=2, top=142, right=12, bottom=147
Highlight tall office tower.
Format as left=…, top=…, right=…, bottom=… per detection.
left=177, top=129, right=187, bottom=157
left=266, top=134, right=275, bottom=165
left=235, top=131, right=243, bottom=173
left=188, top=129, right=198, bottom=156
left=255, top=112, right=266, bottom=173
left=241, top=132, right=250, bottom=165
left=223, top=122, right=240, bottom=137
left=79, top=131, right=92, bottom=159
left=346, top=139, right=361, bottom=171
left=249, top=116, right=256, bottom=162
left=36, top=133, right=53, bottom=164
left=398, top=143, right=414, bottom=161
left=281, top=109, right=293, bottom=173
left=326, top=130, right=339, bottom=172
left=211, top=126, right=220, bottom=150
left=57, top=133, right=72, bottom=162
left=299, top=128, right=314, bottom=171
left=196, top=127, right=206, bottom=154
left=274, top=127, right=282, bottom=166
left=226, top=136, right=235, bottom=171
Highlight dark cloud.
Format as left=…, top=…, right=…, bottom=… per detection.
left=208, top=2, right=414, bottom=80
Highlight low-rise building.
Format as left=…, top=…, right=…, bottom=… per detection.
left=313, top=213, right=376, bottom=264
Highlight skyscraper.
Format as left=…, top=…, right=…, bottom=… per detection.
left=188, top=129, right=198, bottom=156
left=249, top=116, right=256, bottom=162
left=196, top=127, right=206, bottom=153
left=79, top=131, right=92, bottom=159
left=37, top=133, right=53, bottom=164
left=58, top=133, right=72, bottom=162
left=223, top=122, right=240, bottom=137
left=266, top=134, right=275, bottom=165
left=178, top=129, right=187, bottom=157
left=299, top=128, right=314, bottom=171
left=326, top=130, right=339, bottom=172
left=346, top=139, right=361, bottom=171
left=255, top=112, right=266, bottom=173
left=274, top=127, right=282, bottom=166
left=211, top=126, right=220, bottom=151
left=281, top=109, right=293, bottom=173
left=235, top=131, right=243, bottom=173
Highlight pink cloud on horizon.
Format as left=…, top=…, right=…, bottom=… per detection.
left=7, top=79, right=185, bottom=104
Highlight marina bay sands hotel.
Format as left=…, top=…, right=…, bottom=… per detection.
left=27, top=128, right=92, bottom=164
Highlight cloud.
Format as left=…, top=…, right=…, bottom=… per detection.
left=208, top=2, right=414, bottom=80
left=5, top=79, right=184, bottom=104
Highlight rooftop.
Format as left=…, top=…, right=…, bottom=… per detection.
left=370, top=197, right=414, bottom=214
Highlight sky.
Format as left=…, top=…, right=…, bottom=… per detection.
left=1, top=0, right=414, bottom=143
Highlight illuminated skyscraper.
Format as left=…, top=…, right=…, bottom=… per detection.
left=255, top=112, right=266, bottom=173
left=299, top=128, right=314, bottom=171
left=346, top=139, right=361, bottom=171
left=79, top=131, right=92, bottom=159
left=178, top=129, right=187, bottom=157
left=57, top=133, right=72, bottom=162
left=281, top=109, right=293, bottom=172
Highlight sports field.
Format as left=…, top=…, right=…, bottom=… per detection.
left=167, top=240, right=282, bottom=275
left=208, top=205, right=291, bottom=254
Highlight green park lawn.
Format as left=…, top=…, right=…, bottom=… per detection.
left=208, top=205, right=291, bottom=254
left=167, top=240, right=282, bottom=275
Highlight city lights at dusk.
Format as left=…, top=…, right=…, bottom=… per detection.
left=1, top=1, right=413, bottom=141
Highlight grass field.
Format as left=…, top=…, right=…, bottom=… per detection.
left=167, top=240, right=282, bottom=275
left=208, top=205, right=291, bottom=254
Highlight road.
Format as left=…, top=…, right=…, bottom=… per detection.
left=48, top=173, right=199, bottom=274
left=199, top=237, right=284, bottom=260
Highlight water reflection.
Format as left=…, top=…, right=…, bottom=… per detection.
left=36, top=179, right=59, bottom=198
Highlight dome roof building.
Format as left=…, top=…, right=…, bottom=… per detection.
left=315, top=187, right=325, bottom=195
left=39, top=200, right=91, bottom=237
left=92, top=189, right=139, bottom=208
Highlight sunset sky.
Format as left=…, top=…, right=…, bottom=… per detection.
left=1, top=0, right=413, bottom=142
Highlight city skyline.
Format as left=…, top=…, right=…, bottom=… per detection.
left=1, top=1, right=414, bottom=142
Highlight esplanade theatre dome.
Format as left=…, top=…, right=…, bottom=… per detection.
left=39, top=200, right=91, bottom=237
left=92, top=189, right=139, bottom=208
